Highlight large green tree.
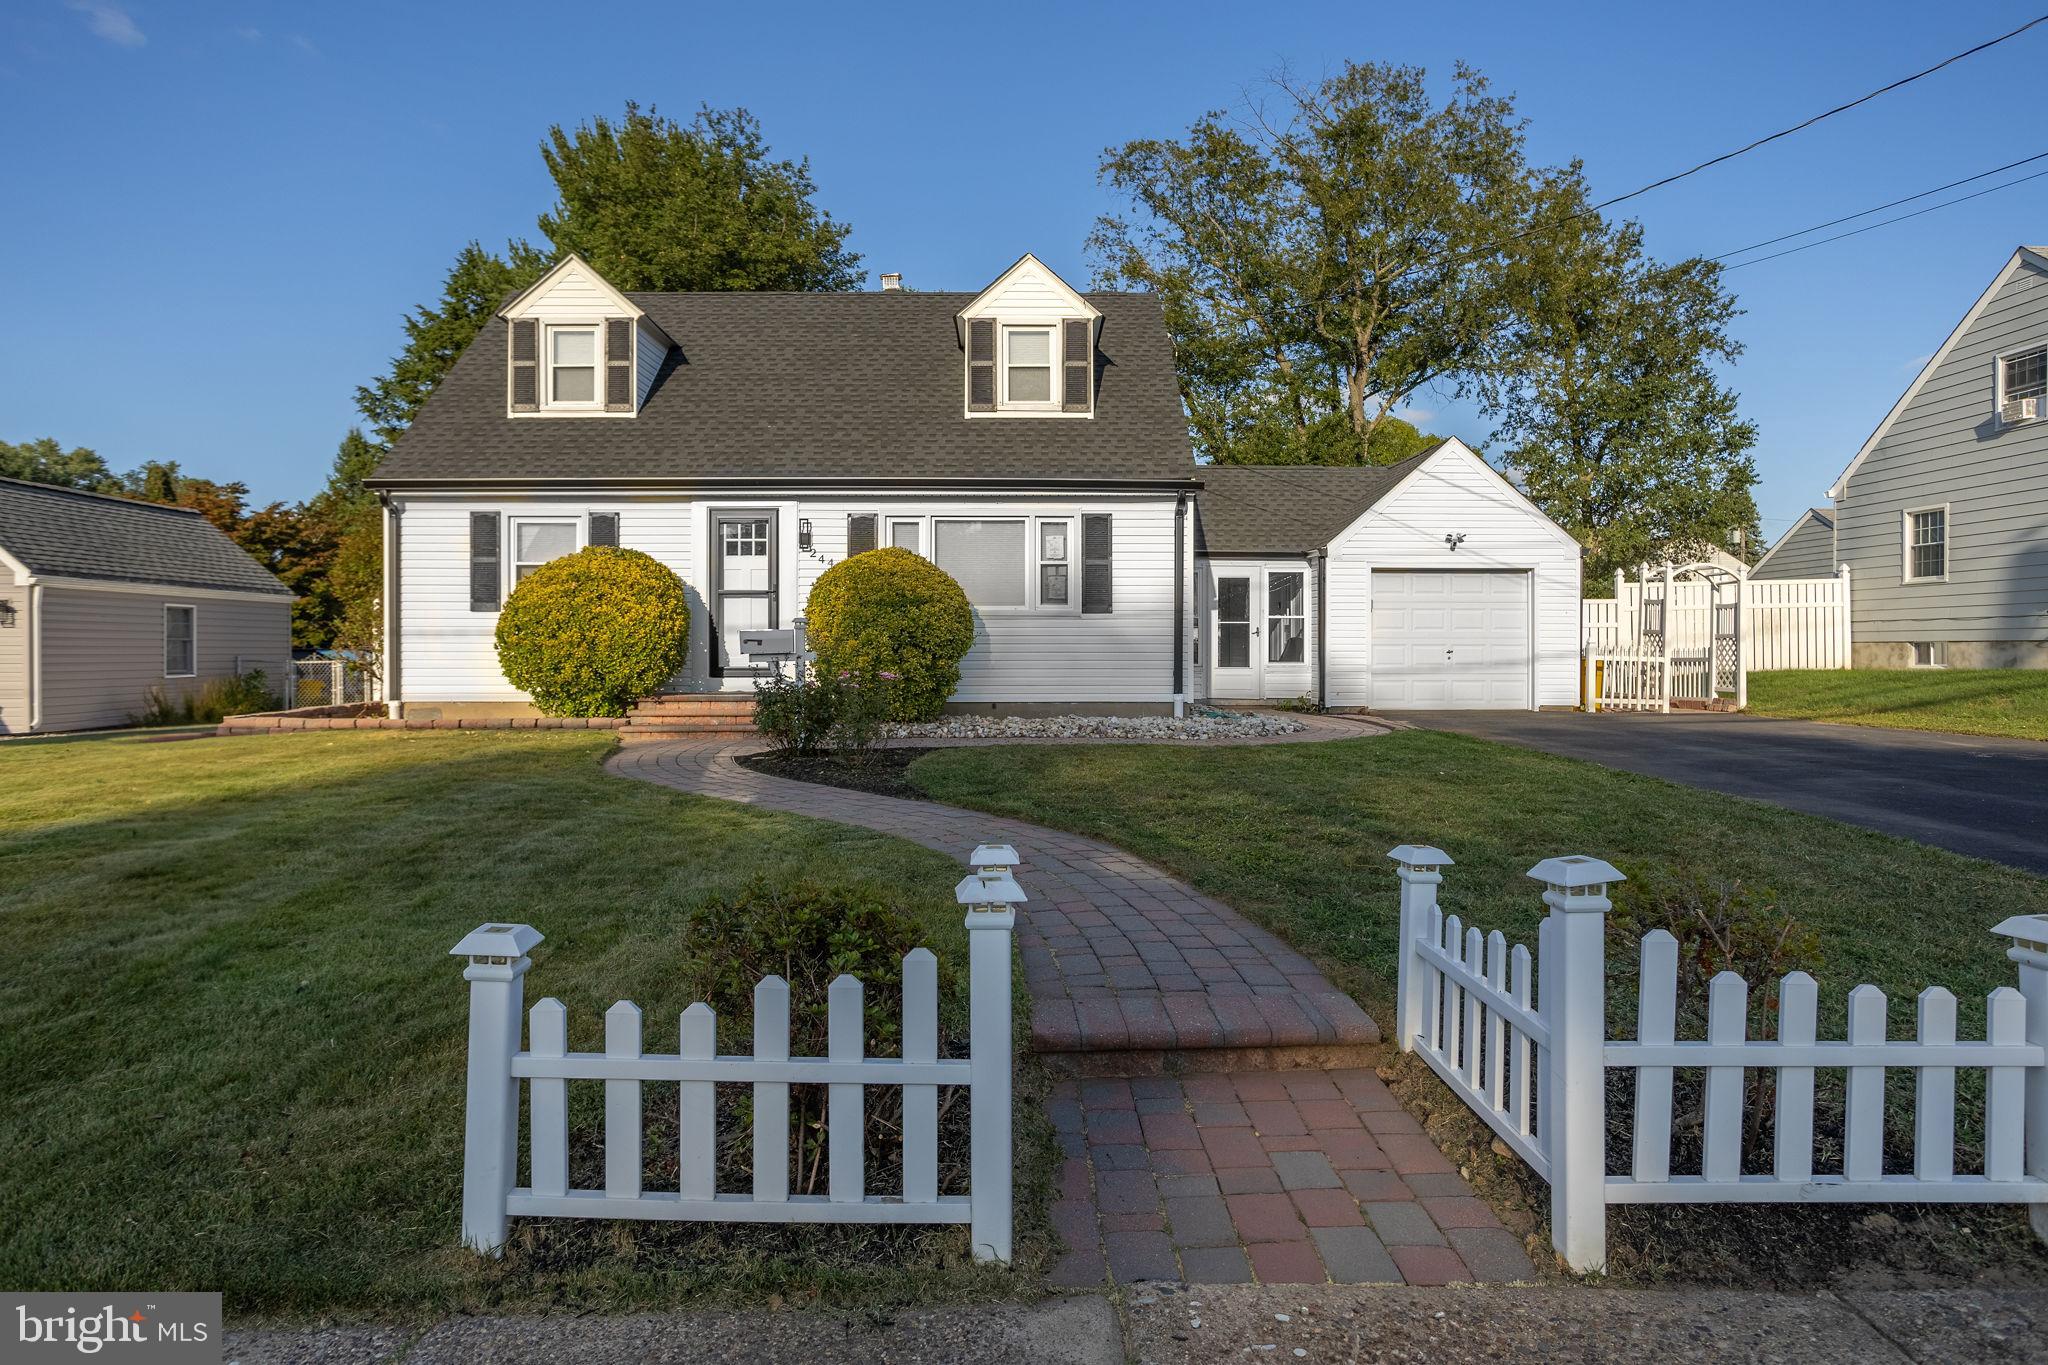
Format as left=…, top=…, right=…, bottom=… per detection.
left=0, top=438, right=121, bottom=491
left=354, top=242, right=551, bottom=448
left=1091, top=62, right=1581, bottom=466
left=1484, top=220, right=1760, bottom=584
left=538, top=103, right=863, bottom=293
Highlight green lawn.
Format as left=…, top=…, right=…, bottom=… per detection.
left=1747, top=669, right=2048, bottom=740
left=0, top=731, right=1045, bottom=1320
left=909, top=731, right=2048, bottom=1282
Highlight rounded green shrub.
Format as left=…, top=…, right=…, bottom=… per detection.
left=805, top=546, right=974, bottom=722
left=494, top=547, right=691, bottom=716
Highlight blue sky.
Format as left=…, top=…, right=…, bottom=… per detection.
left=4, top=1, right=2044, bottom=548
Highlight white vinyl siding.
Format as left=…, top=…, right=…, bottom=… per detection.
left=394, top=492, right=1181, bottom=706
left=1322, top=445, right=1579, bottom=710
left=1837, top=254, right=2048, bottom=644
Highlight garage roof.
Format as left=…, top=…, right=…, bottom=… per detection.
left=1193, top=447, right=1440, bottom=555
left=0, top=478, right=292, bottom=595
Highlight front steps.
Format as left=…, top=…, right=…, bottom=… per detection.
left=620, top=693, right=758, bottom=742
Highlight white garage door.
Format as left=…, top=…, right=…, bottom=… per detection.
left=1371, top=571, right=1531, bottom=709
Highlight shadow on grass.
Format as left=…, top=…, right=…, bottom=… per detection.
left=0, top=731, right=1055, bottom=1320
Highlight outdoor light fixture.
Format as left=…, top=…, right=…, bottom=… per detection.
left=0, top=598, right=13, bottom=628
left=1443, top=533, right=1467, bottom=552
left=798, top=518, right=813, bottom=550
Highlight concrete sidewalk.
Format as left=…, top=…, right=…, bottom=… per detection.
left=224, top=1285, right=2048, bottom=1363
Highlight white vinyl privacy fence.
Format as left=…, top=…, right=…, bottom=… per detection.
left=1390, top=845, right=2048, bottom=1272
left=452, top=844, right=1024, bottom=1263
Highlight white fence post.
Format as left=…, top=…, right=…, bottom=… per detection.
left=1837, top=563, right=1854, bottom=669
left=1389, top=846, right=1453, bottom=1052
left=1995, top=915, right=2048, bottom=1244
left=1529, top=856, right=1623, bottom=1274
left=960, top=845, right=1025, bottom=1264
left=450, top=922, right=542, bottom=1255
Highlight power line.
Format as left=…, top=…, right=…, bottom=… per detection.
left=1593, top=14, right=2048, bottom=215
left=1392, top=16, right=2048, bottom=281
left=1720, top=165, right=2048, bottom=270
left=1712, top=149, right=2048, bottom=260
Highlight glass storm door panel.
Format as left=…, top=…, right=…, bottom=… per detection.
left=714, top=512, right=776, bottom=673
left=1210, top=570, right=1261, bottom=697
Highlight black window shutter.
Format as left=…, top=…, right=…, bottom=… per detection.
left=1062, top=318, right=1092, bottom=412
left=605, top=318, right=634, bottom=411
left=470, top=512, right=502, bottom=610
left=967, top=318, right=997, bottom=411
left=1082, top=514, right=1113, bottom=614
left=588, top=512, right=619, bottom=548
left=847, top=513, right=878, bottom=556
left=509, top=320, right=539, bottom=411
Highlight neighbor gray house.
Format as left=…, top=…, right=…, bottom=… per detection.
left=1752, top=507, right=1835, bottom=581
left=0, top=478, right=294, bottom=733
left=1827, top=245, right=2048, bottom=668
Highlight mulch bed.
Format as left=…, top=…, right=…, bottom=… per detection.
left=736, top=748, right=939, bottom=799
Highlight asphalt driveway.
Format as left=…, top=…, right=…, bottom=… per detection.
left=1397, top=709, right=2048, bottom=875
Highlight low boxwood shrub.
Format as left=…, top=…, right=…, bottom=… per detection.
left=805, top=547, right=973, bottom=722
left=676, top=880, right=958, bottom=1195
left=494, top=547, right=691, bottom=716
left=753, top=670, right=896, bottom=764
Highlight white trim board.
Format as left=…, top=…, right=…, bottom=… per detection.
left=32, top=575, right=295, bottom=604
left=1827, top=245, right=2048, bottom=499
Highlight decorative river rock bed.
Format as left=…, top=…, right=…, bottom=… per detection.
left=883, top=709, right=1308, bottom=742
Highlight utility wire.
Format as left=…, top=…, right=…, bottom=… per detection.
left=1594, top=14, right=2048, bottom=215
left=1389, top=16, right=2048, bottom=280
left=1720, top=165, right=2048, bottom=270
left=1712, top=149, right=2048, bottom=260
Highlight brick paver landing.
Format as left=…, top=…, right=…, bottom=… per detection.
left=609, top=727, right=1380, bottom=1064
left=1048, top=1068, right=1536, bottom=1287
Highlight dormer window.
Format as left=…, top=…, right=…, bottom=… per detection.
left=1003, top=326, right=1056, bottom=407
left=499, top=254, right=674, bottom=418
left=959, top=253, right=1100, bottom=418
left=549, top=327, right=599, bottom=406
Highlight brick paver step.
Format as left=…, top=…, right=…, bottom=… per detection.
left=608, top=726, right=1380, bottom=1065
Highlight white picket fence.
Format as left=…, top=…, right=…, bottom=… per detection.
left=452, top=844, right=1025, bottom=1263
left=1390, top=845, right=2048, bottom=1272
left=1580, top=648, right=1667, bottom=713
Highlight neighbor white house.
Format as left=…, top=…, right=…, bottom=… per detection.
left=366, top=253, right=1582, bottom=718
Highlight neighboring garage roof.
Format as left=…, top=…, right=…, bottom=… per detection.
left=0, top=478, right=292, bottom=595
left=1193, top=447, right=1440, bottom=555
left=1805, top=506, right=1835, bottom=529
left=369, top=290, right=1196, bottom=487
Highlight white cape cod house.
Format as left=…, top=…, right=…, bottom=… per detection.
left=367, top=253, right=1581, bottom=718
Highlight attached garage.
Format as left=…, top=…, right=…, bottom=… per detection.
left=1194, top=440, right=1581, bottom=712
left=1369, top=570, right=1531, bottom=709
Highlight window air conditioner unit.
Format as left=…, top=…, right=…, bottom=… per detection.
left=2002, top=396, right=2039, bottom=424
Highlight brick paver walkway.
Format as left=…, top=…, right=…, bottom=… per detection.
left=1048, top=1068, right=1536, bottom=1287
left=610, top=721, right=1381, bottom=1063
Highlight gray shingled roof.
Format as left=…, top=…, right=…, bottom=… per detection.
left=1192, top=449, right=1440, bottom=555
left=0, top=479, right=292, bottom=595
left=1807, top=506, right=1835, bottom=529
left=368, top=291, right=1195, bottom=487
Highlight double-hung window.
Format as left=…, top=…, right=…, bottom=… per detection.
left=1037, top=519, right=1072, bottom=607
left=1002, top=327, right=1056, bottom=408
left=548, top=326, right=599, bottom=407
left=889, top=518, right=923, bottom=554
left=2000, top=345, right=2046, bottom=420
left=1267, top=571, right=1306, bottom=663
left=1905, top=506, right=1947, bottom=583
left=510, top=518, right=580, bottom=586
left=164, top=605, right=196, bottom=678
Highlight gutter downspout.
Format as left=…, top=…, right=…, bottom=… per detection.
left=1309, top=548, right=1328, bottom=712
left=380, top=493, right=403, bottom=718
left=1172, top=491, right=1187, bottom=719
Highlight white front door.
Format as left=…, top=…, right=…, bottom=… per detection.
left=1370, top=570, right=1532, bottom=709
left=713, top=510, right=777, bottom=677
left=1210, top=568, right=1262, bottom=698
